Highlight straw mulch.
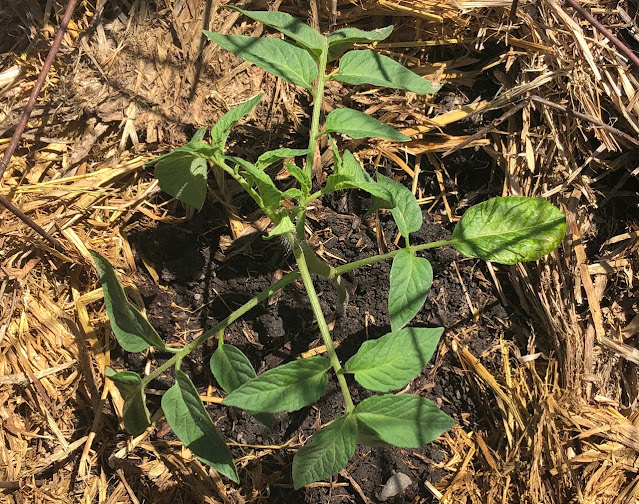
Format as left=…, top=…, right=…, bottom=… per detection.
left=1, top=0, right=638, bottom=502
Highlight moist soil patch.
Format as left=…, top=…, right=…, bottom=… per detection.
left=112, top=158, right=513, bottom=503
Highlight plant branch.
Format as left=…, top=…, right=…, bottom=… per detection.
left=334, top=239, right=453, bottom=276
left=294, top=242, right=355, bottom=413
left=140, top=270, right=301, bottom=388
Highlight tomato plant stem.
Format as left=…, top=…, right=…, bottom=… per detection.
left=294, top=241, right=355, bottom=413
left=304, top=41, right=329, bottom=181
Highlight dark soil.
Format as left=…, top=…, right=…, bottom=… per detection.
left=111, top=150, right=513, bottom=503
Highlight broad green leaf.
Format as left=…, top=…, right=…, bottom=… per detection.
left=335, top=50, right=440, bottom=94
left=324, top=150, right=394, bottom=206
left=452, top=196, right=566, bottom=265
left=292, top=414, right=357, bottom=489
left=282, top=187, right=304, bottom=200
left=376, top=174, right=422, bottom=238
left=90, top=251, right=165, bottom=352
left=154, top=153, right=208, bottom=210
left=204, top=33, right=318, bottom=90
left=226, top=7, right=325, bottom=55
left=106, top=367, right=151, bottom=436
left=265, top=210, right=296, bottom=239
left=162, top=370, right=239, bottom=482
left=210, top=344, right=273, bottom=428
left=256, top=148, right=309, bottom=170
left=388, top=250, right=433, bottom=331
left=344, top=327, right=443, bottom=392
left=324, top=108, right=410, bottom=142
left=147, top=130, right=215, bottom=211
left=355, top=394, right=455, bottom=447
left=211, top=344, right=257, bottom=393
left=223, top=356, right=330, bottom=413
left=226, top=156, right=284, bottom=213
left=211, top=94, right=263, bottom=155
left=285, top=161, right=311, bottom=193
left=327, top=25, right=393, bottom=61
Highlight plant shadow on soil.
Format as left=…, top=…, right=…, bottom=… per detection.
left=111, top=148, right=516, bottom=503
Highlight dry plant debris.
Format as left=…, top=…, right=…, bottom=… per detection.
left=0, top=0, right=638, bottom=502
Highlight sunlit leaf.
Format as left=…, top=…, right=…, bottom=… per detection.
left=327, top=26, right=393, bottom=61
left=256, top=148, right=309, bottom=170
left=324, top=108, right=410, bottom=142
left=335, top=50, right=440, bottom=94
left=285, top=161, right=311, bottom=193
left=90, top=251, right=165, bottom=352
left=388, top=250, right=432, bottom=331
left=344, top=327, right=443, bottom=392
left=223, top=356, right=330, bottom=413
left=355, top=394, right=454, bottom=447
left=211, top=94, right=263, bottom=156
left=324, top=150, right=394, bottom=206
left=204, top=33, right=318, bottom=90
left=226, top=7, right=325, bottom=55
left=375, top=174, right=422, bottom=238
left=226, top=156, right=284, bottom=213
left=452, top=196, right=566, bottom=265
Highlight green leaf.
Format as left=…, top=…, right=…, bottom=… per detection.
left=375, top=174, right=422, bottom=238
left=105, top=367, right=151, bottom=436
left=147, top=129, right=215, bottom=210
left=292, top=413, right=357, bottom=489
left=388, top=250, right=433, bottom=331
left=191, top=127, right=208, bottom=143
left=265, top=210, right=296, bottom=239
left=285, top=161, right=311, bottom=193
left=256, top=148, right=309, bottom=170
left=324, top=150, right=394, bottom=206
left=355, top=421, right=388, bottom=447
left=355, top=394, right=455, bottom=447
left=210, top=344, right=273, bottom=428
left=324, top=108, right=410, bottom=142
left=211, top=94, right=263, bottom=155
left=226, top=156, right=284, bottom=213
left=90, top=251, right=165, bottom=353
left=226, top=7, right=325, bottom=55
left=154, top=153, right=208, bottom=210
left=204, top=33, right=318, bottom=90
left=451, top=196, right=566, bottom=265
left=344, top=327, right=443, bottom=392
left=211, top=344, right=257, bottom=393
left=327, top=25, right=393, bottom=61
left=223, top=356, right=330, bottom=413
left=335, top=50, right=441, bottom=94
left=162, top=370, right=239, bottom=482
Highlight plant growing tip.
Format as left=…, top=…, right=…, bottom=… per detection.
left=93, top=9, right=567, bottom=492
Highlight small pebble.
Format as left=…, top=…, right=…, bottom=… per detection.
left=377, top=472, right=412, bottom=501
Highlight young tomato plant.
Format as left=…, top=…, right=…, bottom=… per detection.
left=91, top=9, right=566, bottom=490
